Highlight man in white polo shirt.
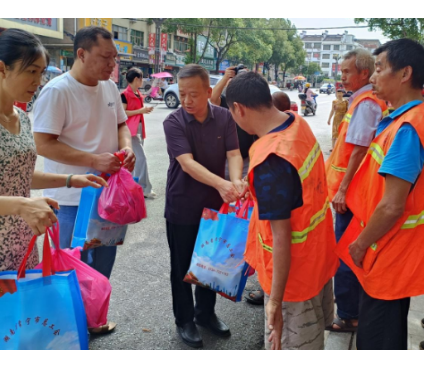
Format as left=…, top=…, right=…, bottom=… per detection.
left=33, top=26, right=135, bottom=296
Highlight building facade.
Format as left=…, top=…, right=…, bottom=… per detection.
left=300, top=30, right=381, bottom=78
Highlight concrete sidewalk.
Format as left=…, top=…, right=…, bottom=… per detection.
left=324, top=294, right=424, bottom=349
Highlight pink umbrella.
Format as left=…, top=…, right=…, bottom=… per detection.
left=151, top=72, right=173, bottom=78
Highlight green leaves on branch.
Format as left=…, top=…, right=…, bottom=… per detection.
left=355, top=18, right=424, bottom=43
left=162, top=18, right=306, bottom=75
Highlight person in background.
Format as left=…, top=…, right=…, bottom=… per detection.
left=160, top=78, right=169, bottom=95
left=327, top=89, right=349, bottom=149
left=272, top=91, right=291, bottom=113
left=121, top=68, right=156, bottom=199
left=226, top=72, right=338, bottom=350
left=210, top=66, right=255, bottom=178
left=325, top=49, right=388, bottom=333
left=33, top=26, right=134, bottom=310
left=163, top=64, right=244, bottom=348
left=0, top=29, right=106, bottom=272
left=304, top=83, right=317, bottom=110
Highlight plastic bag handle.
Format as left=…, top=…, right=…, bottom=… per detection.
left=99, top=151, right=126, bottom=179
left=219, top=202, right=230, bottom=214
left=236, top=200, right=249, bottom=220
left=17, top=230, right=54, bottom=279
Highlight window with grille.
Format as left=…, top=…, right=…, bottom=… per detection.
left=323, top=45, right=331, bottom=50
left=174, top=36, right=189, bottom=52
left=131, top=30, right=144, bottom=47
left=321, top=63, right=330, bottom=68
left=314, top=43, right=322, bottom=49
left=305, top=43, right=312, bottom=49
left=322, top=54, right=330, bottom=59
left=346, top=45, right=353, bottom=50
left=333, top=45, right=340, bottom=50
left=112, top=25, right=128, bottom=41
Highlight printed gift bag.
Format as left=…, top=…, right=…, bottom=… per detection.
left=0, top=230, right=88, bottom=350
left=36, top=224, right=112, bottom=329
left=184, top=202, right=250, bottom=302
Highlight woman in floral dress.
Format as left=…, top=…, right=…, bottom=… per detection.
left=327, top=89, right=349, bottom=149
left=0, top=29, right=107, bottom=272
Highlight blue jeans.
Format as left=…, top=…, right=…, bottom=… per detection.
left=334, top=208, right=360, bottom=320
left=54, top=206, right=117, bottom=280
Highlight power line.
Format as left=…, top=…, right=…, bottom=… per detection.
left=123, top=18, right=386, bottom=32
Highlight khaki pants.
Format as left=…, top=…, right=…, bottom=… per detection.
left=264, top=279, right=334, bottom=350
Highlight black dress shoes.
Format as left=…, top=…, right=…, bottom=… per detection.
left=177, top=322, right=203, bottom=348
left=194, top=314, right=231, bottom=337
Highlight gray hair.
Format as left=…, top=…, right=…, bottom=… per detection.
left=343, top=49, right=375, bottom=77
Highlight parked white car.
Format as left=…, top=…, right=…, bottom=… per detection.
left=164, top=75, right=223, bottom=109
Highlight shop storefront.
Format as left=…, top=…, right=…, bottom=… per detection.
left=60, top=50, right=74, bottom=72
left=114, top=40, right=134, bottom=89
left=199, top=57, right=216, bottom=72
left=0, top=18, right=63, bottom=39
left=164, top=53, right=178, bottom=78
left=196, top=35, right=217, bottom=73
left=133, top=46, right=150, bottom=77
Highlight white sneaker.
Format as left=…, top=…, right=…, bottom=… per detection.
left=144, top=191, right=157, bottom=199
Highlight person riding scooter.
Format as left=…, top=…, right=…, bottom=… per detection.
left=304, top=83, right=318, bottom=110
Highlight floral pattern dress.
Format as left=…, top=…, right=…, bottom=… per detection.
left=332, top=99, right=349, bottom=140
left=0, top=108, right=38, bottom=272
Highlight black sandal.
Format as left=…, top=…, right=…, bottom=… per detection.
left=325, top=315, right=358, bottom=333
left=245, top=290, right=264, bottom=305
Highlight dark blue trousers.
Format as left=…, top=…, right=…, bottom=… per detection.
left=334, top=208, right=360, bottom=320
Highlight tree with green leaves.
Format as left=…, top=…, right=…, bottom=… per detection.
left=226, top=18, right=274, bottom=72
left=355, top=18, right=424, bottom=42
left=264, top=19, right=306, bottom=83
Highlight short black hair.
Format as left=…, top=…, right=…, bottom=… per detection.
left=73, top=26, right=113, bottom=56
left=0, top=28, right=49, bottom=72
left=226, top=72, right=273, bottom=110
left=126, top=68, right=142, bottom=83
left=374, top=38, right=424, bottom=90
left=177, top=64, right=210, bottom=88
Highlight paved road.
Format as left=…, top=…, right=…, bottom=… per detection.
left=31, top=89, right=423, bottom=350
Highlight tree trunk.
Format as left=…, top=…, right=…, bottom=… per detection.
left=283, top=69, right=287, bottom=83
left=274, top=65, right=279, bottom=81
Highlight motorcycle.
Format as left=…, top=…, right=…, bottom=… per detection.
left=143, top=86, right=163, bottom=103
left=298, top=93, right=318, bottom=116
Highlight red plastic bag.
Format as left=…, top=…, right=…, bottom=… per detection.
left=98, top=153, right=147, bottom=225
left=35, top=224, right=112, bottom=329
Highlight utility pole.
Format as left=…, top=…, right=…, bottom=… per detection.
left=151, top=18, right=166, bottom=73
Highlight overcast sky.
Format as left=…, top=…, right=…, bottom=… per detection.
left=289, top=18, right=390, bottom=44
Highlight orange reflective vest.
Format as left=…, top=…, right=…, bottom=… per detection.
left=244, top=112, right=339, bottom=302
left=325, top=90, right=388, bottom=201
left=335, top=103, right=424, bottom=300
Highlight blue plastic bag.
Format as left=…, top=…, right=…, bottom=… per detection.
left=0, top=232, right=88, bottom=350
left=71, top=179, right=129, bottom=250
left=184, top=202, right=250, bottom=302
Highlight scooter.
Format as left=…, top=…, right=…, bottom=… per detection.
left=298, top=93, right=318, bottom=116
left=143, top=86, right=163, bottom=103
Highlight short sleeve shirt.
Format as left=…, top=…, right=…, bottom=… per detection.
left=33, top=72, right=127, bottom=205
left=376, top=100, right=424, bottom=185
left=253, top=113, right=303, bottom=220
left=345, top=84, right=383, bottom=147
left=163, top=103, right=239, bottom=225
